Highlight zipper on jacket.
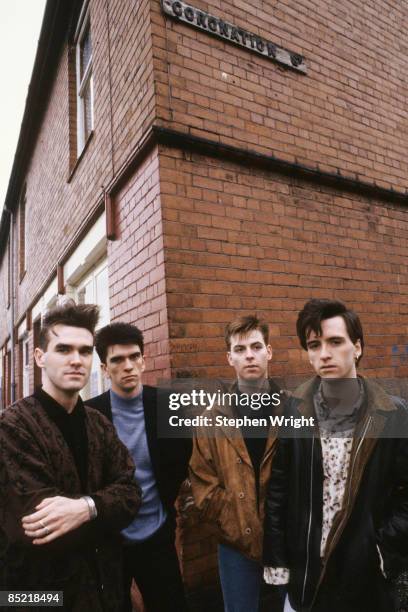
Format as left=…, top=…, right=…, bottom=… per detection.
left=346, top=416, right=372, bottom=507
left=326, top=415, right=372, bottom=554
left=309, top=414, right=373, bottom=609
left=301, top=435, right=315, bottom=607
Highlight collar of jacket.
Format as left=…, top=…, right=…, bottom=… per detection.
left=211, top=378, right=278, bottom=469
left=325, top=377, right=396, bottom=545
left=292, top=375, right=397, bottom=422
left=86, top=385, right=161, bottom=480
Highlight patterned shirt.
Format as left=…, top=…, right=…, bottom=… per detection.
left=264, top=380, right=364, bottom=585
left=314, top=379, right=364, bottom=556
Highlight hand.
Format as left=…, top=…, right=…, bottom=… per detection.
left=22, top=496, right=90, bottom=545
left=179, top=494, right=195, bottom=518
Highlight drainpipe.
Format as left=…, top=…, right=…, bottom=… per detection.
left=5, top=208, right=16, bottom=404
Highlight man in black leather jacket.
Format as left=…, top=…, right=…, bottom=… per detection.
left=263, top=299, right=408, bottom=612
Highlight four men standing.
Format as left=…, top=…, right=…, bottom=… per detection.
left=1, top=300, right=407, bottom=611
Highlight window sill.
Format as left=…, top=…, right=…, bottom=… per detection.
left=67, top=130, right=94, bottom=183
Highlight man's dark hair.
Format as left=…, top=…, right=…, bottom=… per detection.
left=95, top=323, right=144, bottom=363
left=225, top=315, right=269, bottom=350
left=296, top=299, right=364, bottom=364
left=39, top=303, right=100, bottom=350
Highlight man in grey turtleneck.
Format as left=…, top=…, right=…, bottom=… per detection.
left=87, top=323, right=190, bottom=612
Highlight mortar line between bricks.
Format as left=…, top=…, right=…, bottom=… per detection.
left=152, top=126, right=408, bottom=206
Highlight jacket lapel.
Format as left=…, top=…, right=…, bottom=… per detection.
left=215, top=406, right=253, bottom=466
left=340, top=381, right=397, bottom=518
left=102, top=391, right=113, bottom=421
left=215, top=379, right=279, bottom=468
left=291, top=378, right=319, bottom=420
left=142, top=386, right=160, bottom=479
left=322, top=378, right=397, bottom=560
left=213, top=382, right=251, bottom=466
left=261, top=431, right=277, bottom=468
left=88, top=390, right=113, bottom=421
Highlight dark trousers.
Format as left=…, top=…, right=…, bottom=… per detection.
left=122, top=518, right=188, bottom=612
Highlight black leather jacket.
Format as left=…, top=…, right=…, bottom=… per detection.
left=263, top=377, right=408, bottom=612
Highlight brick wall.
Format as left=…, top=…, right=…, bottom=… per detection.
left=0, top=0, right=407, bottom=596
left=159, top=147, right=408, bottom=382
left=2, top=0, right=407, bottom=366
left=0, top=0, right=158, bottom=333
left=159, top=144, right=408, bottom=588
left=0, top=231, right=11, bottom=346
left=102, top=0, right=157, bottom=172
left=0, top=0, right=163, bottom=388
left=153, top=0, right=408, bottom=190
left=108, top=147, right=171, bottom=382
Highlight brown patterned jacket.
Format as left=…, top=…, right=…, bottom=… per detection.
left=0, top=395, right=141, bottom=611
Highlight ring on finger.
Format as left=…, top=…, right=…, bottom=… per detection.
left=39, top=520, right=50, bottom=535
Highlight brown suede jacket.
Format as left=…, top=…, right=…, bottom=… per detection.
left=189, top=380, right=280, bottom=561
left=0, top=395, right=141, bottom=611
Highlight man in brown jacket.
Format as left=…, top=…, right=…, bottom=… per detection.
left=189, top=315, right=282, bottom=612
left=0, top=303, right=141, bottom=611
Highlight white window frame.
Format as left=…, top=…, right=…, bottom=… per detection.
left=32, top=277, right=59, bottom=322
left=76, top=258, right=109, bottom=326
left=75, top=2, right=94, bottom=155
left=75, top=258, right=110, bottom=400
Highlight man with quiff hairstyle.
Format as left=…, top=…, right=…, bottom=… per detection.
left=0, top=303, right=141, bottom=611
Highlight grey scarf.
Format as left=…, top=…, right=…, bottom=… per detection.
left=314, top=378, right=364, bottom=436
